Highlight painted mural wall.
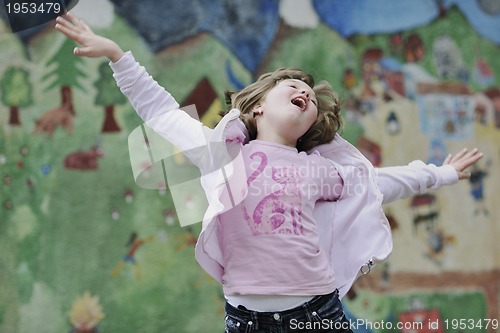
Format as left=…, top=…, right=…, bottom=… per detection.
left=0, top=0, right=499, bottom=332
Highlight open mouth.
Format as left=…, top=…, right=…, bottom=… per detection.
left=291, top=97, right=307, bottom=111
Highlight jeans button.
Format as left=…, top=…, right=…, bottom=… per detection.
left=273, top=313, right=280, bottom=320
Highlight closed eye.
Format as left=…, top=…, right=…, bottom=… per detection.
left=289, top=84, right=317, bottom=106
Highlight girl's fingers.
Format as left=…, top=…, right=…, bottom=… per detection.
left=74, top=47, right=86, bottom=56
left=57, top=13, right=74, bottom=28
left=58, top=12, right=89, bottom=33
left=64, top=11, right=82, bottom=27
left=55, top=16, right=82, bottom=36
left=74, top=46, right=94, bottom=57
left=81, top=22, right=93, bottom=33
left=443, top=154, right=452, bottom=165
left=449, top=148, right=468, bottom=163
left=460, top=149, right=480, bottom=165
left=444, top=148, right=484, bottom=175
left=55, top=22, right=80, bottom=41
left=456, top=150, right=483, bottom=171
left=55, top=16, right=78, bottom=33
left=73, top=16, right=90, bottom=32
left=55, top=13, right=95, bottom=45
left=465, top=151, right=483, bottom=167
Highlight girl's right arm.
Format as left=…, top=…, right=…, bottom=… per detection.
left=55, top=13, right=210, bottom=152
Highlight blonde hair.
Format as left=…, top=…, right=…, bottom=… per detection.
left=222, top=68, right=342, bottom=152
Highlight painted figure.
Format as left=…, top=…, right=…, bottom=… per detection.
left=111, top=232, right=154, bottom=280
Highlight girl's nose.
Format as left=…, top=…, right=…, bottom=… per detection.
left=302, top=91, right=310, bottom=99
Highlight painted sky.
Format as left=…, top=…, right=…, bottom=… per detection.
left=313, top=0, right=500, bottom=43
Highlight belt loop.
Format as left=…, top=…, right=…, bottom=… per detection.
left=250, top=310, right=259, bottom=330
left=302, top=301, right=313, bottom=322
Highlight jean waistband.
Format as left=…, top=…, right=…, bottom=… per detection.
left=225, top=289, right=338, bottom=327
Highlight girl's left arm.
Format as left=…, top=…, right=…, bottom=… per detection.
left=375, top=148, right=483, bottom=204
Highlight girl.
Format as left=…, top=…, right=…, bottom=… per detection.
left=55, top=13, right=482, bottom=333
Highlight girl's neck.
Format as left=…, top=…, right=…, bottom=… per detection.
left=255, top=132, right=297, bottom=149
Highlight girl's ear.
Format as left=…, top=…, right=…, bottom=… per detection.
left=252, top=104, right=263, bottom=115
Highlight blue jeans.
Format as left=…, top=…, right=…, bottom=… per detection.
left=224, top=290, right=354, bottom=333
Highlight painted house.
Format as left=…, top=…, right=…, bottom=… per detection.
left=415, top=82, right=474, bottom=140
left=182, top=77, right=221, bottom=128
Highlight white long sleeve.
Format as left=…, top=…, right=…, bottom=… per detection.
left=375, top=161, right=459, bottom=204
left=109, top=51, right=211, bottom=155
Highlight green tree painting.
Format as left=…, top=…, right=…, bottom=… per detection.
left=0, top=66, right=33, bottom=126
left=35, top=39, right=87, bottom=135
left=94, top=62, right=127, bottom=132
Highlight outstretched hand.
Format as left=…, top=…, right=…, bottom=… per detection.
left=55, top=12, right=124, bottom=62
left=443, top=148, right=483, bottom=180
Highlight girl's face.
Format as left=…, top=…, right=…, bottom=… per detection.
left=255, top=79, right=318, bottom=145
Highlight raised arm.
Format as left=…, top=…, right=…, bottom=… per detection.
left=376, top=148, right=483, bottom=204
left=55, top=12, right=210, bottom=154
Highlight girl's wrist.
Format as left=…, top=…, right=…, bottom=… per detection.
left=108, top=42, right=124, bottom=63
